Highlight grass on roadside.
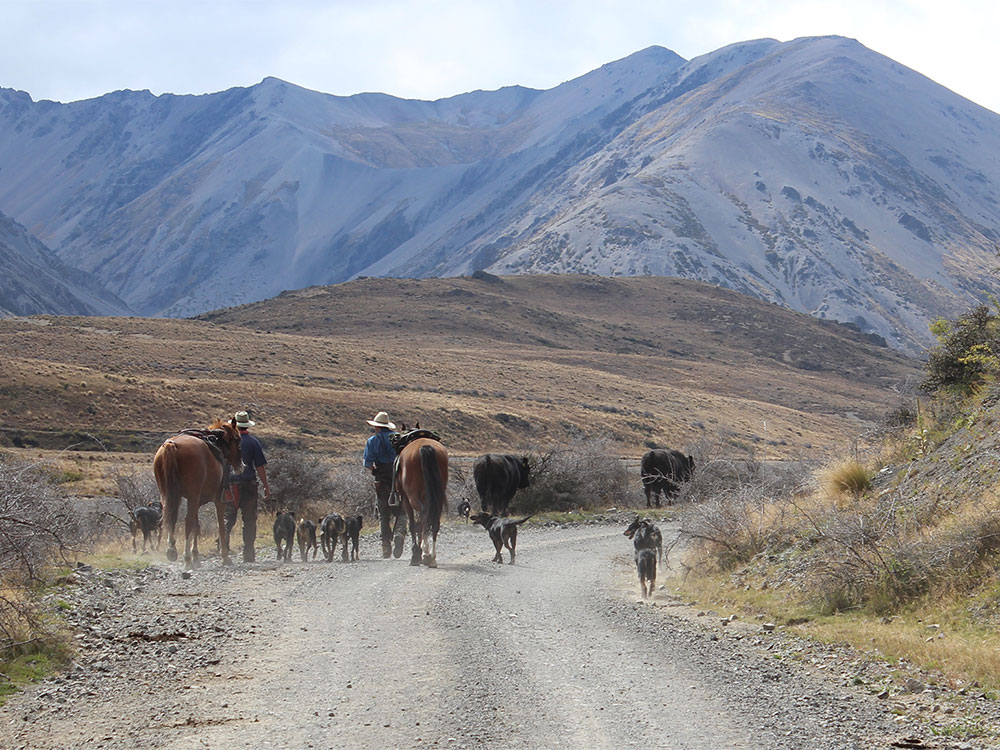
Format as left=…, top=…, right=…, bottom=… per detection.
left=0, top=641, right=71, bottom=706
left=667, top=569, right=1000, bottom=691
left=0, top=586, right=73, bottom=707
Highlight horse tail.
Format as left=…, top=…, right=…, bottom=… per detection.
left=154, top=440, right=182, bottom=537
left=420, top=445, right=446, bottom=533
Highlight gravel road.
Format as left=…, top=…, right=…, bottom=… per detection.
left=0, top=520, right=972, bottom=749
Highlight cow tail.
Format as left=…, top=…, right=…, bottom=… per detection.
left=475, top=454, right=491, bottom=511
left=420, top=445, right=446, bottom=533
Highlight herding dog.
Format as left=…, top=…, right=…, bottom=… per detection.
left=624, top=518, right=660, bottom=598
left=341, top=515, right=363, bottom=561
left=297, top=518, right=318, bottom=561
left=131, top=501, right=162, bottom=553
left=624, top=516, right=663, bottom=561
left=273, top=511, right=296, bottom=562
left=320, top=513, right=346, bottom=562
left=635, top=547, right=657, bottom=599
left=456, top=498, right=471, bottom=522
left=469, top=511, right=533, bottom=564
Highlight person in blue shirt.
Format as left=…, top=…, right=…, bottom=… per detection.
left=363, top=411, right=405, bottom=558
left=224, top=410, right=271, bottom=563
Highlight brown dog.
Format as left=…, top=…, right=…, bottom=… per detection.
left=297, top=518, right=318, bottom=561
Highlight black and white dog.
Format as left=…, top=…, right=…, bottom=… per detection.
left=624, top=517, right=659, bottom=599
left=469, top=512, right=533, bottom=564
left=131, top=501, right=162, bottom=553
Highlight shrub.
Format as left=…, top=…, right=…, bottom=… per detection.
left=678, top=438, right=810, bottom=567
left=513, top=437, right=628, bottom=513
left=324, top=460, right=377, bottom=520
left=923, top=304, right=1000, bottom=395
left=266, top=449, right=339, bottom=516
left=0, top=452, right=74, bottom=657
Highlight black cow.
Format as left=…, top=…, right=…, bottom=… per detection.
left=640, top=449, right=695, bottom=507
left=473, top=454, right=531, bottom=516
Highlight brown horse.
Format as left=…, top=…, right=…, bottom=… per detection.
left=153, top=418, right=243, bottom=570
left=396, top=437, right=448, bottom=567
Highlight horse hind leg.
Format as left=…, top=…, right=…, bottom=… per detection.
left=408, top=508, right=422, bottom=567
left=184, top=503, right=201, bottom=570
left=163, top=497, right=180, bottom=562
left=422, top=525, right=437, bottom=568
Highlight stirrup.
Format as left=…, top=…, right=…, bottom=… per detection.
left=387, top=491, right=400, bottom=507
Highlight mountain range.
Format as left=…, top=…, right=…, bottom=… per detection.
left=2, top=35, right=1000, bottom=352
left=0, top=209, right=129, bottom=317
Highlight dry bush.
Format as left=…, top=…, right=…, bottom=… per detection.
left=778, top=484, right=1000, bottom=614
left=88, top=463, right=163, bottom=546
left=0, top=452, right=75, bottom=654
left=266, top=449, right=339, bottom=517
left=678, top=438, right=812, bottom=568
left=323, top=460, right=377, bottom=520
left=514, top=437, right=629, bottom=513
left=111, top=464, right=159, bottom=514
left=680, top=436, right=810, bottom=504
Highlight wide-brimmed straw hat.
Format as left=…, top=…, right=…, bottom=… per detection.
left=234, top=410, right=255, bottom=428
left=366, top=411, right=396, bottom=429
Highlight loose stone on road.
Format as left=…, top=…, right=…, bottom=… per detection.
left=1, top=522, right=935, bottom=749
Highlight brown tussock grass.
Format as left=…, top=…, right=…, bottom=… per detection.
left=819, top=458, right=872, bottom=503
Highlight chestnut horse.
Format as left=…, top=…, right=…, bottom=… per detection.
left=153, top=418, right=243, bottom=570
left=396, top=437, right=448, bottom=567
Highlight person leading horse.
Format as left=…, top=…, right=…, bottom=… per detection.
left=363, top=411, right=406, bottom=558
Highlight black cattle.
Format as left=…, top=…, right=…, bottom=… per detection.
left=473, top=454, right=531, bottom=516
left=640, top=449, right=695, bottom=507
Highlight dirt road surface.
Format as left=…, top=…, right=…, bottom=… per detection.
left=1, top=521, right=939, bottom=749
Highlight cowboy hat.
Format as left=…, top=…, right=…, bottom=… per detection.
left=234, top=410, right=255, bottom=428
left=366, top=411, right=396, bottom=429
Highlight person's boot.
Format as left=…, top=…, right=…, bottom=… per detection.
left=393, top=533, right=405, bottom=559
left=382, top=539, right=392, bottom=559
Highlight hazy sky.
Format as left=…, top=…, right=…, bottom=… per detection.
left=3, top=0, right=999, bottom=113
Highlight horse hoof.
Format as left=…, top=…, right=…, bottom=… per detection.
left=166, top=548, right=178, bottom=562
left=423, top=556, right=437, bottom=568
left=409, top=557, right=421, bottom=566
left=221, top=557, right=233, bottom=567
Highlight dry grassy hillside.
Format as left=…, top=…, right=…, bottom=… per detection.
left=0, top=275, right=919, bottom=470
